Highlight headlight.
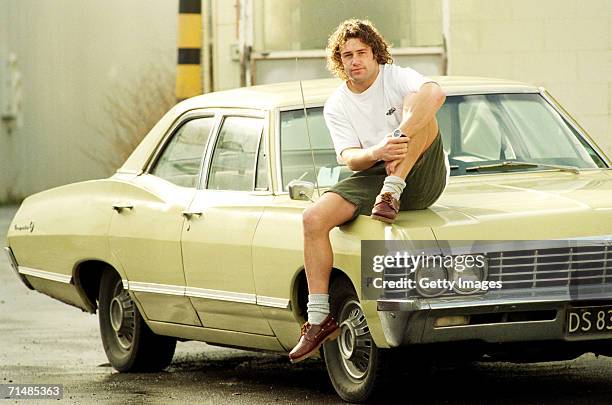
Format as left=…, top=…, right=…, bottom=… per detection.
left=451, top=256, right=488, bottom=294
left=415, top=264, right=449, bottom=297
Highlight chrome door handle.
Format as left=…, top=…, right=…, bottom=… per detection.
left=112, top=204, right=134, bottom=213
left=182, top=211, right=203, bottom=220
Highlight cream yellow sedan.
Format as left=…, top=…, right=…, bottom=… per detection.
left=5, top=77, right=612, bottom=402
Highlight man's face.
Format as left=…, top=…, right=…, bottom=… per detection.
left=339, top=38, right=378, bottom=85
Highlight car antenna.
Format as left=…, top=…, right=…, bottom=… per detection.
left=296, top=57, right=321, bottom=197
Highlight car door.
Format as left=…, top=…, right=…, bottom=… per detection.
left=108, top=111, right=218, bottom=326
left=181, top=110, right=275, bottom=335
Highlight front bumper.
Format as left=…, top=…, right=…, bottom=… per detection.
left=377, top=285, right=612, bottom=347
left=3, top=246, right=34, bottom=290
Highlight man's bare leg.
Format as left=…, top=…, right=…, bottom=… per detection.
left=391, top=118, right=439, bottom=178
left=391, top=90, right=440, bottom=177
left=303, top=192, right=357, bottom=295
left=289, top=192, right=356, bottom=362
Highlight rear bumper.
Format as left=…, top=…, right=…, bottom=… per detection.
left=376, top=285, right=612, bottom=347
left=3, top=246, right=34, bottom=290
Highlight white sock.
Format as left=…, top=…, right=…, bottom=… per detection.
left=380, top=175, right=406, bottom=200
left=307, top=294, right=330, bottom=324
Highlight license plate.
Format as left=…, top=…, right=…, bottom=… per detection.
left=567, top=306, right=612, bottom=336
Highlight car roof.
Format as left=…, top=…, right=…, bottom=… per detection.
left=177, top=76, right=540, bottom=111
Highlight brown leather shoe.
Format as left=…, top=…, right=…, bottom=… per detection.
left=371, top=192, right=400, bottom=223
left=288, top=314, right=340, bottom=363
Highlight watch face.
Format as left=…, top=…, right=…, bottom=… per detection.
left=392, top=129, right=402, bottom=138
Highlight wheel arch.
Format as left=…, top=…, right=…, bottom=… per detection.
left=73, top=260, right=120, bottom=314
left=290, top=266, right=355, bottom=322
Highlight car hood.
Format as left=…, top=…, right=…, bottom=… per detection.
left=393, top=169, right=612, bottom=240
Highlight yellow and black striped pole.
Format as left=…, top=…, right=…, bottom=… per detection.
left=176, top=0, right=203, bottom=101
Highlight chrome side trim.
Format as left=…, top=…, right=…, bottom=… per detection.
left=185, top=286, right=257, bottom=304
left=123, top=280, right=289, bottom=308
left=257, top=295, right=291, bottom=309
left=18, top=266, right=72, bottom=284
left=3, top=247, right=34, bottom=290
left=129, top=281, right=185, bottom=296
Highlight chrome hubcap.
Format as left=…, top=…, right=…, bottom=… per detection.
left=109, top=281, right=135, bottom=350
left=337, top=299, right=373, bottom=380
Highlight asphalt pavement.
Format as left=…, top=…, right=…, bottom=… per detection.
left=1, top=204, right=611, bottom=404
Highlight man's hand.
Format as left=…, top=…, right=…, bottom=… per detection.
left=341, top=133, right=410, bottom=172
left=372, top=134, right=410, bottom=162
left=385, top=159, right=400, bottom=175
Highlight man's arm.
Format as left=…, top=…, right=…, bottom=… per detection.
left=340, top=136, right=410, bottom=172
left=384, top=82, right=446, bottom=175
left=398, top=82, right=446, bottom=136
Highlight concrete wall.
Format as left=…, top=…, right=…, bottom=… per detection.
left=0, top=0, right=177, bottom=202
left=412, top=0, right=443, bottom=47
left=449, top=0, right=612, bottom=158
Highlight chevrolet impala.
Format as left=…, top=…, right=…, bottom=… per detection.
left=5, top=77, right=612, bottom=402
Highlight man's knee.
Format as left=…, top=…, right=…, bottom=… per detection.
left=303, top=196, right=355, bottom=235
left=303, top=205, right=331, bottom=236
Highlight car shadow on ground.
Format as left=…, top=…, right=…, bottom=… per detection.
left=95, top=348, right=612, bottom=404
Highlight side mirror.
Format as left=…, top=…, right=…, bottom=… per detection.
left=288, top=180, right=315, bottom=202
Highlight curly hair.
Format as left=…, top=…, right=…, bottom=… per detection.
left=326, top=19, right=393, bottom=81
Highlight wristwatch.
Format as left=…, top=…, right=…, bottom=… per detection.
left=392, top=128, right=406, bottom=138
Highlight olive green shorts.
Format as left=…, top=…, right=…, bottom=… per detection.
left=326, top=133, right=447, bottom=223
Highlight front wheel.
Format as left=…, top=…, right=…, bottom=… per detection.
left=98, top=270, right=176, bottom=372
left=323, top=279, right=388, bottom=403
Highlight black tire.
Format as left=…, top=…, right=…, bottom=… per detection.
left=98, top=269, right=176, bottom=372
left=323, top=278, right=388, bottom=403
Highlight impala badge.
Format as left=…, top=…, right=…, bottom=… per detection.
left=14, top=221, right=34, bottom=233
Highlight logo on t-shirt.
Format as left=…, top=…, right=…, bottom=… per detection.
left=385, top=107, right=396, bottom=116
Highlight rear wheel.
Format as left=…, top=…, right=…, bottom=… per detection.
left=98, top=270, right=176, bottom=372
left=323, top=278, right=388, bottom=403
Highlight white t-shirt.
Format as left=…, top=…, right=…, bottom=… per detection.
left=324, top=63, right=434, bottom=162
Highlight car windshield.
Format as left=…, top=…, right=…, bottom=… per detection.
left=438, top=93, right=606, bottom=175
left=279, top=94, right=607, bottom=190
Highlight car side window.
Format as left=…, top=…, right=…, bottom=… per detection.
left=150, top=117, right=214, bottom=187
left=207, top=116, right=264, bottom=191
left=280, top=107, right=350, bottom=191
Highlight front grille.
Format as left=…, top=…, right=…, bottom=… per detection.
left=487, top=245, right=612, bottom=290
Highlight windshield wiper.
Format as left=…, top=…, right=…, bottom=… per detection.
left=465, top=161, right=580, bottom=174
